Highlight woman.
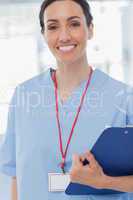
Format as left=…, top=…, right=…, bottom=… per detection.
left=0, top=0, right=133, bottom=200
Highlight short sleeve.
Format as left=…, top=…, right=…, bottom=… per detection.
left=126, top=87, right=133, bottom=125
left=0, top=87, right=17, bottom=176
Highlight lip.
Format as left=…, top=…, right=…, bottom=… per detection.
left=56, top=44, right=77, bottom=53
left=56, top=44, right=77, bottom=49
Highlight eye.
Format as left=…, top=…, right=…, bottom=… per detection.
left=70, top=22, right=80, bottom=27
left=47, top=25, right=58, bottom=30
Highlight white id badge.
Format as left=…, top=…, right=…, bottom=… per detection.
left=48, top=173, right=70, bottom=192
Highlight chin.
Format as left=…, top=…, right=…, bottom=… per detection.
left=57, top=53, right=81, bottom=63
left=57, top=57, right=79, bottom=65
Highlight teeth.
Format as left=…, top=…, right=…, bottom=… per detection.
left=58, top=45, right=76, bottom=52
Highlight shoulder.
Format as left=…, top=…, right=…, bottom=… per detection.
left=10, top=68, right=53, bottom=109
left=16, top=68, right=51, bottom=92
left=93, top=68, right=133, bottom=111
left=95, top=68, right=132, bottom=93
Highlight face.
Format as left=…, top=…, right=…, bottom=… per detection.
left=43, top=0, right=93, bottom=65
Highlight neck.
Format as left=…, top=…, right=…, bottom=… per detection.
left=56, top=56, right=91, bottom=91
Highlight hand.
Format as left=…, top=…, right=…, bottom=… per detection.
left=69, top=151, right=107, bottom=189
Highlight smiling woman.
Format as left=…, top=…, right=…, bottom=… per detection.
left=39, top=0, right=94, bottom=103
left=41, top=0, right=93, bottom=68
left=0, top=1, right=133, bottom=200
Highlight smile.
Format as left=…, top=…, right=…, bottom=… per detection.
left=57, top=45, right=77, bottom=53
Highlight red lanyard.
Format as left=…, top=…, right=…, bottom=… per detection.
left=52, top=68, right=93, bottom=173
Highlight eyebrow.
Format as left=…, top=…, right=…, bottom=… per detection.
left=46, top=16, right=80, bottom=23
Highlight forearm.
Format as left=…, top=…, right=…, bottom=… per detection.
left=104, top=175, right=133, bottom=193
left=11, top=177, right=17, bottom=200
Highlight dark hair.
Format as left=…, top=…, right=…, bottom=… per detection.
left=39, top=0, right=93, bottom=34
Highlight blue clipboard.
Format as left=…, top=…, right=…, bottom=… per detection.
left=65, top=127, right=133, bottom=195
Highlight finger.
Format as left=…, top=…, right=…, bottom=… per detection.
left=85, top=151, right=98, bottom=166
left=72, top=153, right=82, bottom=167
left=79, top=154, right=86, bottom=162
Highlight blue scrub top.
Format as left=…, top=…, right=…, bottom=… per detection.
left=0, top=68, right=133, bottom=200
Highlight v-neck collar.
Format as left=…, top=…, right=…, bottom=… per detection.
left=48, top=67, right=109, bottom=106
left=49, top=68, right=90, bottom=105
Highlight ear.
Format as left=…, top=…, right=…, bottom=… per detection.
left=88, top=23, right=94, bottom=40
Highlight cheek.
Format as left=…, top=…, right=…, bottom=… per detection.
left=74, top=28, right=88, bottom=44
left=44, top=31, right=57, bottom=48
left=47, top=36, right=56, bottom=49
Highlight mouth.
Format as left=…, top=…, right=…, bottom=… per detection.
left=56, top=44, right=77, bottom=53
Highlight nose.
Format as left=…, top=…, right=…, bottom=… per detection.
left=58, top=27, right=71, bottom=43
